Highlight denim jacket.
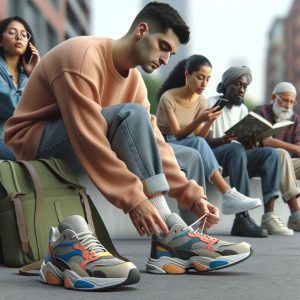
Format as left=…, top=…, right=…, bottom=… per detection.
left=0, top=56, right=28, bottom=118
left=0, top=56, right=28, bottom=138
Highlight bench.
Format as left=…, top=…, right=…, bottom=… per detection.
left=79, top=175, right=292, bottom=238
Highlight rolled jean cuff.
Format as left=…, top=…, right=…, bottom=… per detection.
left=263, top=191, right=281, bottom=204
left=142, top=174, right=170, bottom=196
left=282, top=187, right=300, bottom=202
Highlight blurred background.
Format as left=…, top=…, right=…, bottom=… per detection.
left=0, top=0, right=298, bottom=114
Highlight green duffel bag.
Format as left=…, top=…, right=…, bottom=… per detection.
left=0, top=158, right=122, bottom=268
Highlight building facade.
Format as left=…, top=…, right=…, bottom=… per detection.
left=285, top=0, right=300, bottom=113
left=265, top=0, right=300, bottom=113
left=265, top=18, right=285, bottom=102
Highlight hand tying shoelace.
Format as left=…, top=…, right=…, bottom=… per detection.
left=189, top=213, right=207, bottom=234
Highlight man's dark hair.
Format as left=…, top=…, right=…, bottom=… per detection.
left=129, top=1, right=190, bottom=44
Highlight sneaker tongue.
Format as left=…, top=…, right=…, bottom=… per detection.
left=58, top=215, right=90, bottom=233
left=166, top=213, right=188, bottom=229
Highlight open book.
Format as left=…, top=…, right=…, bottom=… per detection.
left=225, top=111, right=294, bottom=142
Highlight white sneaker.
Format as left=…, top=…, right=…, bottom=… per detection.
left=261, top=214, right=294, bottom=236
left=221, top=188, right=262, bottom=215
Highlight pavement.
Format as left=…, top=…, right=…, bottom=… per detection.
left=0, top=232, right=300, bottom=300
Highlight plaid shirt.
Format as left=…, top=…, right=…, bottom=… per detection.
left=253, top=103, right=300, bottom=158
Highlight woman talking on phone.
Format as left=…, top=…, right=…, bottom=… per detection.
left=0, top=16, right=40, bottom=159
left=156, top=54, right=263, bottom=227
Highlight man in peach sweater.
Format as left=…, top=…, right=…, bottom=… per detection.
left=4, top=1, right=252, bottom=286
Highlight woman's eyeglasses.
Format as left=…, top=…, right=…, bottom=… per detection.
left=5, top=27, right=31, bottom=42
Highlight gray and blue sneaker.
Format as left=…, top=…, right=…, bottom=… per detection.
left=40, top=215, right=140, bottom=290
left=146, top=213, right=253, bottom=274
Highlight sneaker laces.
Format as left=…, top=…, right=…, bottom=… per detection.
left=189, top=214, right=219, bottom=250
left=270, top=215, right=286, bottom=228
left=229, top=188, right=248, bottom=202
left=188, top=214, right=217, bottom=242
left=72, top=231, right=107, bottom=254
left=190, top=214, right=207, bottom=234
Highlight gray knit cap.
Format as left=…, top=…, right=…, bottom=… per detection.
left=217, top=66, right=252, bottom=93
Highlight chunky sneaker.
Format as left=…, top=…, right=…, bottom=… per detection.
left=146, top=213, right=253, bottom=274
left=231, top=213, right=268, bottom=237
left=221, top=188, right=262, bottom=215
left=261, top=214, right=294, bottom=236
left=288, top=213, right=300, bottom=231
left=40, top=215, right=140, bottom=291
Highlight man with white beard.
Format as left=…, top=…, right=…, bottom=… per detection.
left=253, top=81, right=300, bottom=232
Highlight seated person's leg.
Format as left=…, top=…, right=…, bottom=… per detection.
left=38, top=104, right=253, bottom=274
left=213, top=143, right=267, bottom=238
left=169, top=143, right=205, bottom=224
left=0, top=139, right=16, bottom=160
left=292, top=158, right=300, bottom=180
left=247, top=147, right=293, bottom=235
left=169, top=136, right=261, bottom=216
left=274, top=149, right=300, bottom=232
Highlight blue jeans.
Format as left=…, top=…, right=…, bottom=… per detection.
left=0, top=139, right=16, bottom=160
left=0, top=122, right=16, bottom=160
left=164, top=135, right=222, bottom=183
left=212, top=143, right=281, bottom=204
left=169, top=143, right=206, bottom=224
left=37, top=104, right=169, bottom=195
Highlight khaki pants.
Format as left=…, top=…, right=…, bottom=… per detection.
left=278, top=149, right=300, bottom=202
left=292, top=158, right=300, bottom=180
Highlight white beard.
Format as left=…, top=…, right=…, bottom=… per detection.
left=272, top=99, right=294, bottom=122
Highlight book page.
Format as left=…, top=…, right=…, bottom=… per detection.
left=272, top=120, right=294, bottom=129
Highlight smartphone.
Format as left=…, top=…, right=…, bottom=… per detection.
left=212, top=97, right=229, bottom=111
left=23, top=45, right=33, bottom=64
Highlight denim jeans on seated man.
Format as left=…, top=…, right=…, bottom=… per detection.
left=165, top=135, right=265, bottom=237
left=212, top=142, right=281, bottom=237
left=37, top=103, right=208, bottom=225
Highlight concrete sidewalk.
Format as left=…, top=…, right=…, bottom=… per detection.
left=1, top=233, right=299, bottom=300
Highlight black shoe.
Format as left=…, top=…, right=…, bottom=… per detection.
left=231, top=214, right=268, bottom=237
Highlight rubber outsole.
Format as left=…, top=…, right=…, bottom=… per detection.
left=40, top=261, right=140, bottom=290
left=146, top=248, right=254, bottom=274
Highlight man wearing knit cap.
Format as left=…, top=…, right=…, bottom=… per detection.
left=253, top=81, right=300, bottom=232
left=206, top=66, right=294, bottom=237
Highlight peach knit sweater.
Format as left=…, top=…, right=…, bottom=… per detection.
left=4, top=37, right=205, bottom=213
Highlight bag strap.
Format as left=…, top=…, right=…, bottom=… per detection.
left=11, top=194, right=35, bottom=261
left=8, top=161, right=38, bottom=261
left=18, top=161, right=45, bottom=260
left=19, top=259, right=43, bottom=276
left=39, top=158, right=95, bottom=233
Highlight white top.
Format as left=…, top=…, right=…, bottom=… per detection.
left=207, top=95, right=249, bottom=138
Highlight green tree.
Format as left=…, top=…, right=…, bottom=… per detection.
left=142, top=75, right=162, bottom=114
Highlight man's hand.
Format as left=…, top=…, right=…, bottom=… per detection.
left=221, top=133, right=237, bottom=144
left=241, top=135, right=258, bottom=149
left=191, top=198, right=219, bottom=228
left=129, top=200, right=169, bottom=237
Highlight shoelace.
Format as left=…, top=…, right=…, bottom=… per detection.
left=188, top=214, right=218, bottom=242
left=190, top=213, right=207, bottom=234
left=72, top=231, right=107, bottom=253
left=230, top=188, right=248, bottom=202
left=271, top=215, right=286, bottom=227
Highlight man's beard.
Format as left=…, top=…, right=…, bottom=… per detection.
left=272, top=99, right=294, bottom=122
left=231, top=98, right=243, bottom=106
